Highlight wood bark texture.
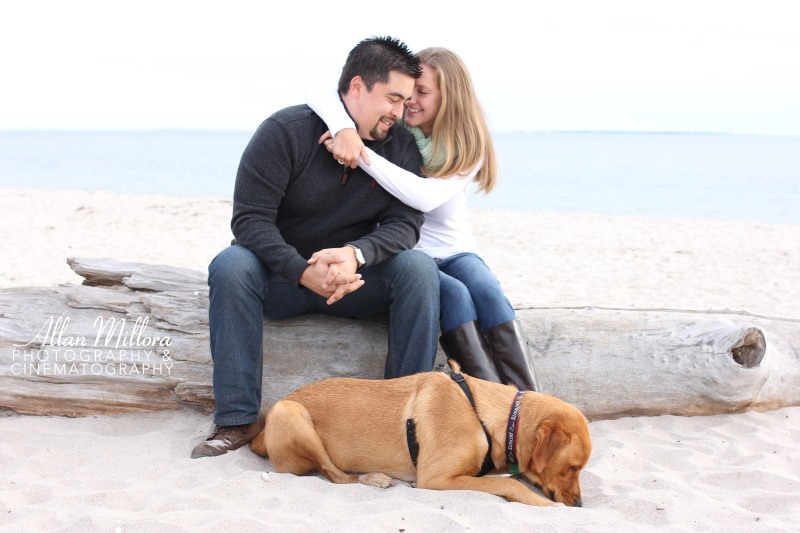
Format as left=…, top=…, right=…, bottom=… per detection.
left=0, top=257, right=797, bottom=420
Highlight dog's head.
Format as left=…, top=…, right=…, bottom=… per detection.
left=517, top=397, right=591, bottom=507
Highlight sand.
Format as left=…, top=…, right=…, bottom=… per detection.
left=1, top=187, right=799, bottom=531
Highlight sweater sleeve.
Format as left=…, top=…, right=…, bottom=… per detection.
left=358, top=149, right=478, bottom=213
left=345, top=135, right=426, bottom=266
left=230, top=118, right=310, bottom=283
left=304, top=85, right=356, bottom=136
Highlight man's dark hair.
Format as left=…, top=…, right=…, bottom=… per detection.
left=338, top=36, right=422, bottom=95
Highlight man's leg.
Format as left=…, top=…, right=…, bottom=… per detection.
left=206, top=244, right=320, bottom=423
left=321, top=250, right=440, bottom=378
left=206, top=245, right=273, bottom=427
left=193, top=245, right=270, bottom=458
left=196, top=245, right=321, bottom=458
left=382, top=250, right=440, bottom=378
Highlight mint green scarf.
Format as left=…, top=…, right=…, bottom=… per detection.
left=405, top=125, right=446, bottom=169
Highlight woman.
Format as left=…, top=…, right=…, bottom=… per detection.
left=307, top=47, right=539, bottom=391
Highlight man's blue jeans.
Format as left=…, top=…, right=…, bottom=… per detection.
left=207, top=244, right=440, bottom=426
left=436, top=252, right=516, bottom=333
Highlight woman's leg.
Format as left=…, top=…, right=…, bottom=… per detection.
left=438, top=269, right=477, bottom=333
left=439, top=253, right=540, bottom=391
left=483, top=320, right=541, bottom=392
left=437, top=253, right=514, bottom=331
left=436, top=267, right=501, bottom=383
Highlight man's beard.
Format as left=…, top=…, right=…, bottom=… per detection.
left=368, top=118, right=394, bottom=141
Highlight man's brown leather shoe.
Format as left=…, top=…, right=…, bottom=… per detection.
left=191, top=417, right=265, bottom=459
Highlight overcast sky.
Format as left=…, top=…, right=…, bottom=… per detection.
left=2, top=0, right=798, bottom=134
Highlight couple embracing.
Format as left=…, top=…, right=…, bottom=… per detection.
left=193, top=36, right=539, bottom=459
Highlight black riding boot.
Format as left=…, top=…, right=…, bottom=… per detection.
left=484, top=320, right=541, bottom=392
left=439, top=320, right=502, bottom=383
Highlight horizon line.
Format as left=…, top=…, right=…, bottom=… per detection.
left=1, top=128, right=798, bottom=137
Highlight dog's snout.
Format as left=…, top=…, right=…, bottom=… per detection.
left=572, top=498, right=583, bottom=508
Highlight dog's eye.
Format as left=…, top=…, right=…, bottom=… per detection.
left=570, top=466, right=579, bottom=473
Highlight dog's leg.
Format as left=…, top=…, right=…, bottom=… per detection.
left=419, top=476, right=554, bottom=506
left=265, top=400, right=350, bottom=480
left=265, top=400, right=390, bottom=487
left=357, top=472, right=393, bottom=488
left=249, top=426, right=268, bottom=457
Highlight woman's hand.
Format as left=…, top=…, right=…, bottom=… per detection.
left=318, top=129, right=370, bottom=168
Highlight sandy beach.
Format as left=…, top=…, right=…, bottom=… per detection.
left=1, top=187, right=799, bottom=531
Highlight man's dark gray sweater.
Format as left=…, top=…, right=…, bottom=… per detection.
left=231, top=104, right=425, bottom=284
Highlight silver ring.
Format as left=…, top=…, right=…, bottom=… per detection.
left=338, top=160, right=344, bottom=165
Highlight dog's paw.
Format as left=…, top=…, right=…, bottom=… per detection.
left=358, top=472, right=393, bottom=488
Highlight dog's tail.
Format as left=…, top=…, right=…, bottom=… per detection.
left=249, top=425, right=269, bottom=457
left=446, top=358, right=462, bottom=374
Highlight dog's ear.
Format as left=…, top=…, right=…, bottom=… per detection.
left=532, top=418, right=568, bottom=472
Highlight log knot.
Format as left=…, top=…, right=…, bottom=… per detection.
left=731, top=327, right=766, bottom=368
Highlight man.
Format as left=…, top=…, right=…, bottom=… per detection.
left=192, top=36, right=441, bottom=459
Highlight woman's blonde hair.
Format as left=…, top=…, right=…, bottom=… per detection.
left=418, top=47, right=497, bottom=193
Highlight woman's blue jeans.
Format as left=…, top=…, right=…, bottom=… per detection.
left=436, top=252, right=516, bottom=333
left=207, top=244, right=440, bottom=426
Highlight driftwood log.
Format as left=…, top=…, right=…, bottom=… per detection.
left=1, top=257, right=798, bottom=420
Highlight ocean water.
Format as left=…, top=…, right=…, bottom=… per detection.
left=1, top=130, right=798, bottom=224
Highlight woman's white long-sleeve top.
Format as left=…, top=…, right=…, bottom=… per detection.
left=305, top=87, right=481, bottom=259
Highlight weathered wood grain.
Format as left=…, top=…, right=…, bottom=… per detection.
left=1, top=257, right=797, bottom=420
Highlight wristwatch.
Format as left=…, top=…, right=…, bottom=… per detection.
left=345, top=244, right=366, bottom=269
